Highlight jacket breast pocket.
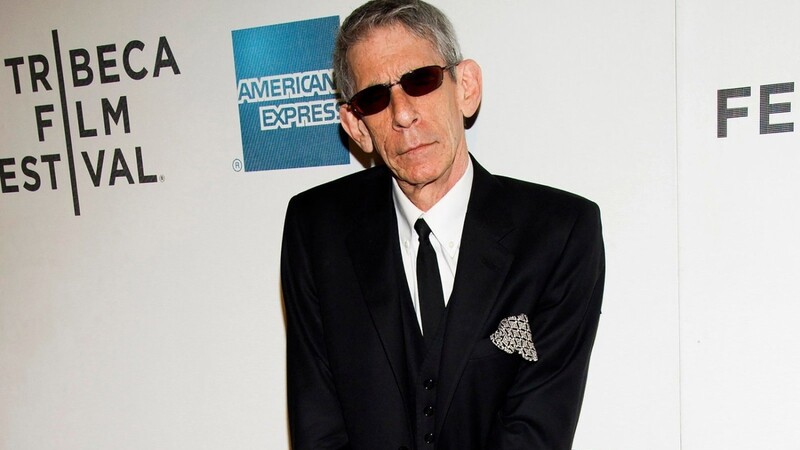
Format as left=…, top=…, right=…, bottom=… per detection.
left=462, top=338, right=520, bottom=397
left=469, top=337, right=509, bottom=360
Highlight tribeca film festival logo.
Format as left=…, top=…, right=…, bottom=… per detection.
left=1, top=30, right=180, bottom=216
left=718, top=82, right=795, bottom=137
left=231, top=16, right=349, bottom=172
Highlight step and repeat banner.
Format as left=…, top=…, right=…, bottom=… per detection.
left=678, top=1, right=800, bottom=448
left=0, top=0, right=792, bottom=449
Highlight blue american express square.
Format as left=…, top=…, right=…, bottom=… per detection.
left=232, top=16, right=349, bottom=171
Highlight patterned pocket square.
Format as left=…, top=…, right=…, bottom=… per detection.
left=490, top=313, right=538, bottom=362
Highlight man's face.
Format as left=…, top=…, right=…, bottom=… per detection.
left=341, top=25, right=477, bottom=194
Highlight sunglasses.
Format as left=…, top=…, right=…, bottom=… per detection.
left=346, top=64, right=458, bottom=116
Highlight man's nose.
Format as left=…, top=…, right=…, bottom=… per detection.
left=389, top=86, right=419, bottom=129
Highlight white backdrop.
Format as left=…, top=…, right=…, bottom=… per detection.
left=2, top=1, right=791, bottom=449
left=677, top=1, right=800, bottom=448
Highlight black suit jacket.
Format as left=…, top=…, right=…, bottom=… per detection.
left=281, top=157, right=605, bottom=450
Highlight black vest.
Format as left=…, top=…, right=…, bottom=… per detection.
left=400, top=293, right=448, bottom=450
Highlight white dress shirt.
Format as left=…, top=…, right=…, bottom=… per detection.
left=393, top=159, right=474, bottom=334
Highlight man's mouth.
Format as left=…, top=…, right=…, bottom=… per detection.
left=401, top=142, right=434, bottom=155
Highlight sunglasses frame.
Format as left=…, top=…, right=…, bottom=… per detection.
left=345, top=63, right=459, bottom=117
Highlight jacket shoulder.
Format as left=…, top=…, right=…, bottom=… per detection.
left=482, top=171, right=601, bottom=230
left=497, top=175, right=598, bottom=212
left=287, top=165, right=391, bottom=219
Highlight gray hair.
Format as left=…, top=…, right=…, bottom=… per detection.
left=333, top=0, right=462, bottom=101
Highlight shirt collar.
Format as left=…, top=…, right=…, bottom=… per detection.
left=393, top=158, right=474, bottom=258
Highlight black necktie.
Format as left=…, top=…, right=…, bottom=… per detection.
left=415, top=218, right=445, bottom=343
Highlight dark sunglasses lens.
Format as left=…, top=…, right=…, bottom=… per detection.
left=400, top=66, right=444, bottom=97
left=351, top=85, right=391, bottom=116
left=349, top=65, right=447, bottom=116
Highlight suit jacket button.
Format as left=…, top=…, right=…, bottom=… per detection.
left=424, top=432, right=435, bottom=444
left=423, top=405, right=435, bottom=417
left=423, top=378, right=436, bottom=390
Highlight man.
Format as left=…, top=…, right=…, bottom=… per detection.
left=281, top=1, right=605, bottom=449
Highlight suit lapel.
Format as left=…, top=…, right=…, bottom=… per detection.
left=343, top=160, right=516, bottom=437
left=345, top=169, right=410, bottom=403
left=436, top=159, right=516, bottom=435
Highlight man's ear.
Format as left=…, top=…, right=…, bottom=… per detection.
left=339, top=104, right=375, bottom=153
left=457, top=59, right=482, bottom=119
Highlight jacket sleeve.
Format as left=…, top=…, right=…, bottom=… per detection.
left=487, top=200, right=605, bottom=450
left=281, top=197, right=351, bottom=450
